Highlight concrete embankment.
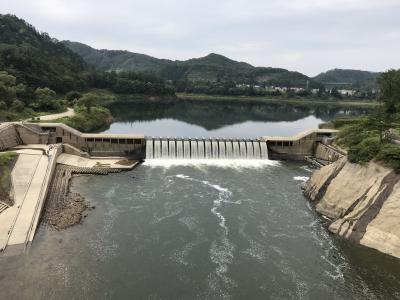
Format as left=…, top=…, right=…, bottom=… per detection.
left=0, top=145, right=60, bottom=253
left=304, top=157, right=400, bottom=258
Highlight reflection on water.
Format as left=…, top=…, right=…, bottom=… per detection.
left=104, top=100, right=370, bottom=137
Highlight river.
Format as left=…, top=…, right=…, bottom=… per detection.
left=0, top=100, right=399, bottom=299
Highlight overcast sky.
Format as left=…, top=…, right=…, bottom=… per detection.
left=2, top=0, right=400, bottom=76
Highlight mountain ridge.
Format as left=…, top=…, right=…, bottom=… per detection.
left=62, top=40, right=322, bottom=88
left=63, top=40, right=380, bottom=90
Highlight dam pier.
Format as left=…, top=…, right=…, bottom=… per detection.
left=0, top=121, right=340, bottom=252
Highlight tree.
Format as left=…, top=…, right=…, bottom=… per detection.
left=78, top=94, right=96, bottom=113
left=66, top=91, right=82, bottom=103
left=0, top=71, right=17, bottom=106
left=10, top=99, right=25, bottom=113
left=330, top=87, right=342, bottom=99
left=0, top=101, right=7, bottom=111
left=34, top=87, right=59, bottom=111
left=378, top=69, right=400, bottom=114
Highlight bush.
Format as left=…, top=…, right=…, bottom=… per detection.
left=348, top=137, right=382, bottom=163
left=337, top=122, right=375, bottom=147
left=0, top=101, right=7, bottom=111
left=65, top=106, right=111, bottom=132
left=376, top=144, right=400, bottom=171
left=10, top=99, right=25, bottom=113
left=65, top=91, right=82, bottom=102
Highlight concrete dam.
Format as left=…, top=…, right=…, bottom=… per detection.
left=146, top=138, right=269, bottom=160
left=0, top=122, right=342, bottom=252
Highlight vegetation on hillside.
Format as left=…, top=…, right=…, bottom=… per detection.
left=63, top=41, right=323, bottom=90
left=63, top=105, right=112, bottom=132
left=313, top=69, right=379, bottom=91
left=0, top=14, right=175, bottom=121
left=0, top=151, right=17, bottom=206
left=0, top=70, right=67, bottom=121
left=335, top=69, right=400, bottom=170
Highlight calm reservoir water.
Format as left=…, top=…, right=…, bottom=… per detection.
left=0, top=100, right=399, bottom=299
left=104, top=100, right=371, bottom=137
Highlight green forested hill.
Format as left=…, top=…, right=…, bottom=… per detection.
left=63, top=41, right=321, bottom=88
left=0, top=14, right=175, bottom=122
left=62, top=40, right=172, bottom=73
left=313, top=69, right=379, bottom=90
left=0, top=14, right=174, bottom=96
left=0, top=14, right=87, bottom=93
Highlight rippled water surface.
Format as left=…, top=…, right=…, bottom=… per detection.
left=0, top=161, right=399, bottom=299
left=0, top=101, right=398, bottom=299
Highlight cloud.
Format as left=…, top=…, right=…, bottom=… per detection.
left=1, top=0, right=399, bottom=75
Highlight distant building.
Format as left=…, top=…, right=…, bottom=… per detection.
left=338, top=89, right=356, bottom=96
left=311, top=89, right=319, bottom=95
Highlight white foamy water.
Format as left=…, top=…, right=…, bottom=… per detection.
left=174, top=174, right=237, bottom=294
left=143, top=159, right=280, bottom=168
left=293, top=176, right=309, bottom=182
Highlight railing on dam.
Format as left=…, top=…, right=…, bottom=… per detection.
left=146, top=137, right=269, bottom=159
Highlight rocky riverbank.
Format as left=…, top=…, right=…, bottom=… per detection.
left=304, top=157, right=400, bottom=258
left=42, top=165, right=122, bottom=230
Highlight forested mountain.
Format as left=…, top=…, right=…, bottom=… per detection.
left=0, top=14, right=174, bottom=97
left=63, top=41, right=321, bottom=88
left=0, top=14, right=87, bottom=93
left=62, top=40, right=172, bottom=73
left=313, top=69, right=379, bottom=90
left=0, top=14, right=175, bottom=121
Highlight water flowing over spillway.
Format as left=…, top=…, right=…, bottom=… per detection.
left=145, top=138, right=269, bottom=159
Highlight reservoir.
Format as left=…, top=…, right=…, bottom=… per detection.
left=104, top=100, right=371, bottom=137
left=0, top=101, right=399, bottom=299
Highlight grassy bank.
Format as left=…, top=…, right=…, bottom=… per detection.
left=177, top=93, right=379, bottom=108
left=0, top=152, right=18, bottom=206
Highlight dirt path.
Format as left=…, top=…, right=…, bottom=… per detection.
left=38, top=107, right=75, bottom=121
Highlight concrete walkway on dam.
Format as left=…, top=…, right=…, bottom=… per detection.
left=0, top=146, right=59, bottom=253
left=57, top=153, right=139, bottom=169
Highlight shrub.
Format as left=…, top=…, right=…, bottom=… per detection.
left=376, top=144, right=400, bottom=171
left=348, top=137, right=382, bottom=163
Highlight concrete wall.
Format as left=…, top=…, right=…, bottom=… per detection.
left=15, top=124, right=49, bottom=145
left=37, top=123, right=146, bottom=159
left=0, top=124, right=21, bottom=151
left=314, top=143, right=344, bottom=163
left=28, top=145, right=62, bottom=242
left=264, top=129, right=338, bottom=160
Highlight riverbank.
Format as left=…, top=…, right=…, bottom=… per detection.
left=42, top=157, right=140, bottom=229
left=177, top=93, right=379, bottom=108
left=304, top=157, right=400, bottom=258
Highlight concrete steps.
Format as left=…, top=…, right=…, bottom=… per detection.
left=0, top=203, right=9, bottom=214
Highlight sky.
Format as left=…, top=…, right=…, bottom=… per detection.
left=1, top=0, right=400, bottom=76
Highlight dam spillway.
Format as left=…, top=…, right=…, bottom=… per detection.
left=145, top=138, right=269, bottom=159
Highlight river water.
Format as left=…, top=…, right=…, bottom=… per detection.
left=0, top=100, right=399, bottom=299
